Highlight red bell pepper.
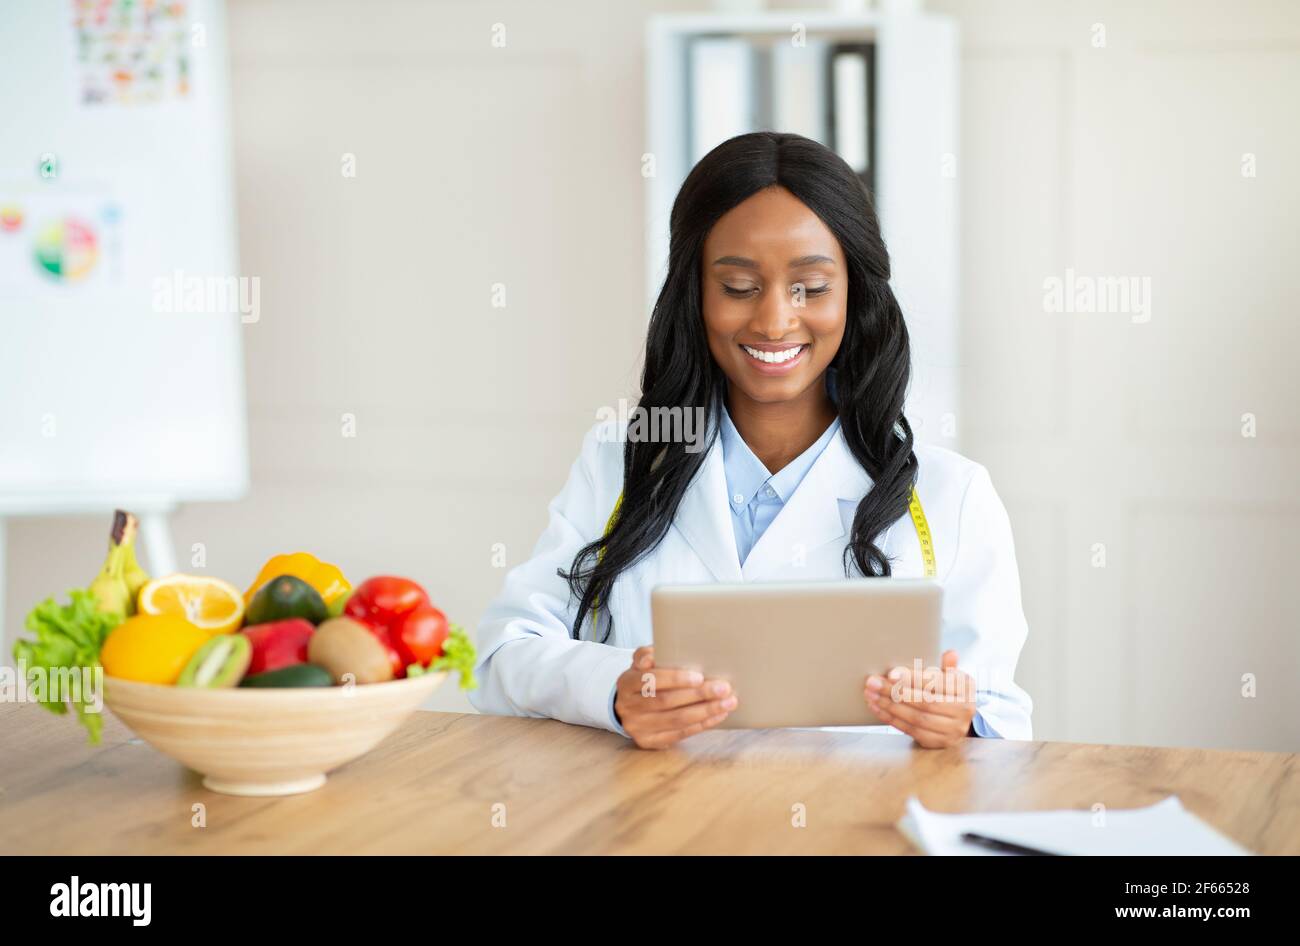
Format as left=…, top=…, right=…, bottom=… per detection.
left=344, top=576, right=446, bottom=677
left=241, top=618, right=315, bottom=675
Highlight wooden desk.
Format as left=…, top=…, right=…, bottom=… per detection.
left=0, top=701, right=1295, bottom=854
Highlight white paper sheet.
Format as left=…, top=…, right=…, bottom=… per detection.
left=898, top=796, right=1251, bottom=856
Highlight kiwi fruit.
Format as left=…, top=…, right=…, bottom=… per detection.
left=308, top=617, right=394, bottom=685
left=177, top=634, right=253, bottom=688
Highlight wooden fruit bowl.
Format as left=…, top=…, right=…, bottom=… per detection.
left=102, top=672, right=447, bottom=796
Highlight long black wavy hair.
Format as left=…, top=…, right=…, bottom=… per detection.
left=563, top=131, right=917, bottom=641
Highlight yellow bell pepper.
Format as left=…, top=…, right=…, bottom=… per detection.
left=244, top=552, right=351, bottom=606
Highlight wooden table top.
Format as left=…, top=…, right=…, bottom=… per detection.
left=1, top=701, right=1295, bottom=855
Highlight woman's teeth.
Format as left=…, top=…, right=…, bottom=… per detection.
left=742, top=344, right=804, bottom=364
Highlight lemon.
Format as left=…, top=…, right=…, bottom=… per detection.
left=100, top=613, right=212, bottom=684
left=138, top=573, right=245, bottom=636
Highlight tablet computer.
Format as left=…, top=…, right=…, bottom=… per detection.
left=651, top=579, right=942, bottom=729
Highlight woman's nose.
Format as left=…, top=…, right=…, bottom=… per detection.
left=749, top=288, right=800, bottom=339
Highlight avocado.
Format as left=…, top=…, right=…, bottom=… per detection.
left=238, top=663, right=335, bottom=688
left=177, top=634, right=252, bottom=688
left=245, top=575, right=329, bottom=626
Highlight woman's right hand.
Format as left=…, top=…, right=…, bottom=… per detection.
left=614, top=646, right=737, bottom=749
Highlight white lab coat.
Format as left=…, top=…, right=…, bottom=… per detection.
left=471, top=419, right=1033, bottom=740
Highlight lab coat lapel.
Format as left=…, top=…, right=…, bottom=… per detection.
left=671, top=432, right=745, bottom=583
left=741, top=430, right=872, bottom=581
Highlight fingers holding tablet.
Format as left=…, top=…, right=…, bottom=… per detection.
left=652, top=579, right=942, bottom=730
left=865, top=649, right=977, bottom=749
left=616, top=646, right=739, bottom=749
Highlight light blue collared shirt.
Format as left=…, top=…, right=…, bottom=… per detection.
left=719, top=408, right=841, bottom=567
left=608, top=408, right=842, bottom=735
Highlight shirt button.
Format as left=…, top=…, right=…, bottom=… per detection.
left=764, top=485, right=776, bottom=498
left=733, top=493, right=745, bottom=505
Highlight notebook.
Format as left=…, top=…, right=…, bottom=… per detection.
left=898, top=796, right=1250, bottom=856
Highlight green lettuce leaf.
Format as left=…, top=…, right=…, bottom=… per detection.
left=407, top=624, right=477, bottom=690
left=11, top=589, right=120, bottom=744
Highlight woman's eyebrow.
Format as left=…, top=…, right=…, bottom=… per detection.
left=710, top=254, right=836, bottom=268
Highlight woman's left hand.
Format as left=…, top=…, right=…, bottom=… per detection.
left=864, top=650, right=977, bottom=749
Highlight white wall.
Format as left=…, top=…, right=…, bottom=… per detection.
left=929, top=0, right=1300, bottom=750
left=5, top=0, right=1297, bottom=749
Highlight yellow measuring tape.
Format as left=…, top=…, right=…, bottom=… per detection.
left=593, top=482, right=935, bottom=623
left=907, top=485, right=937, bottom=578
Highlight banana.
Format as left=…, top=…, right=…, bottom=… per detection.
left=123, top=543, right=149, bottom=602
left=89, top=541, right=132, bottom=618
left=89, top=510, right=150, bottom=618
left=117, top=512, right=150, bottom=602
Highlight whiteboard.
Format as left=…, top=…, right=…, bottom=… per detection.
left=0, top=0, right=247, bottom=514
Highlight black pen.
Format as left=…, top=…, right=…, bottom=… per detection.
left=960, top=832, right=1063, bottom=856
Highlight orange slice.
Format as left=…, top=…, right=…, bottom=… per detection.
left=138, top=573, right=245, bottom=636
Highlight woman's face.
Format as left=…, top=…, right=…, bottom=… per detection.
left=700, top=185, right=847, bottom=408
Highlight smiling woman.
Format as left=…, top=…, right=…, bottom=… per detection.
left=707, top=216, right=845, bottom=386
left=702, top=189, right=848, bottom=487
left=472, top=132, right=1032, bottom=752
left=570, top=133, right=917, bottom=629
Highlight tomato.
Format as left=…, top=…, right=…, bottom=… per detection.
left=343, top=577, right=428, bottom=625
left=394, top=604, right=449, bottom=667
left=343, top=576, right=435, bottom=677
left=364, top=623, right=406, bottom=678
